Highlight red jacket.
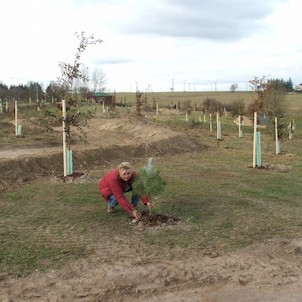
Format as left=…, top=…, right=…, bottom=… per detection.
left=99, top=168, right=149, bottom=214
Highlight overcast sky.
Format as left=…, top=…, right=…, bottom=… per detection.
left=0, top=0, right=301, bottom=92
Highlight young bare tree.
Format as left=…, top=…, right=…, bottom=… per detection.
left=91, top=67, right=106, bottom=93
left=230, top=83, right=238, bottom=92
left=57, top=31, right=103, bottom=148
left=135, top=91, right=143, bottom=115
left=248, top=76, right=288, bottom=118
left=73, top=65, right=89, bottom=91
left=58, top=32, right=102, bottom=94
left=73, top=65, right=91, bottom=101
left=248, top=75, right=288, bottom=139
left=248, top=76, right=269, bottom=114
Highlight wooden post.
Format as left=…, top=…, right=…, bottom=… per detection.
left=14, top=100, right=18, bottom=136
left=239, top=115, right=243, bottom=138
left=288, top=120, right=293, bottom=140
left=209, top=114, right=213, bottom=132
left=218, top=121, right=221, bottom=139
left=275, top=117, right=279, bottom=154
left=253, top=112, right=257, bottom=168
left=62, top=99, right=67, bottom=177
left=216, top=112, right=221, bottom=139
left=216, top=112, right=219, bottom=137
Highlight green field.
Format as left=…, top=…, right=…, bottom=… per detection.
left=1, top=91, right=302, bottom=278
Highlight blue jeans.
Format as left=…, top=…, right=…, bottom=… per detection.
left=108, top=193, right=140, bottom=208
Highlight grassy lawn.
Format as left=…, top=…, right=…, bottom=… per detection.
left=1, top=91, right=302, bottom=278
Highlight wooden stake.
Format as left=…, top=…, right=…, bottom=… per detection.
left=239, top=115, right=243, bottom=138
left=253, top=112, right=257, bottom=168
left=62, top=99, right=67, bottom=177
left=275, top=117, right=279, bottom=154
left=14, top=100, right=18, bottom=136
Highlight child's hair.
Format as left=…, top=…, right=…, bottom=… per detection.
left=117, top=162, right=132, bottom=172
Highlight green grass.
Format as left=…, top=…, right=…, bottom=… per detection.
left=3, top=132, right=301, bottom=277
left=1, top=90, right=302, bottom=277
left=142, top=149, right=302, bottom=250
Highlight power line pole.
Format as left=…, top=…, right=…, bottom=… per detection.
left=171, top=79, right=174, bottom=92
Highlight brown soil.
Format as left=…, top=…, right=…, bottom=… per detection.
left=0, top=115, right=204, bottom=192
left=129, top=210, right=180, bottom=227
left=1, top=114, right=302, bottom=301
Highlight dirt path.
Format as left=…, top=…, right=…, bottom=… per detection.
left=1, top=236, right=302, bottom=301
left=0, top=147, right=62, bottom=160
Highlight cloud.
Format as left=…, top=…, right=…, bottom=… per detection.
left=0, top=0, right=300, bottom=92
left=93, top=57, right=135, bottom=65
left=119, top=0, right=286, bottom=41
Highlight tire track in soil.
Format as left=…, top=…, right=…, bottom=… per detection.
left=1, top=236, right=302, bottom=301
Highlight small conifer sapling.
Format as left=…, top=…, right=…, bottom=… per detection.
left=133, top=158, right=166, bottom=215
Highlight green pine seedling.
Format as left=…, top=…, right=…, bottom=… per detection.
left=133, top=158, right=166, bottom=203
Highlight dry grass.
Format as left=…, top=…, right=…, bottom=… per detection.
left=115, top=91, right=302, bottom=111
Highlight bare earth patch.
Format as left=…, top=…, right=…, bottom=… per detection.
left=0, top=115, right=204, bottom=191
left=1, top=237, right=302, bottom=301
left=129, top=210, right=180, bottom=228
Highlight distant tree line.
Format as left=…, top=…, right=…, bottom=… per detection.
left=230, top=77, right=294, bottom=93
left=0, top=67, right=105, bottom=104
left=268, top=77, right=294, bottom=92
left=0, top=82, right=44, bottom=102
left=0, top=75, right=296, bottom=103
left=0, top=71, right=106, bottom=104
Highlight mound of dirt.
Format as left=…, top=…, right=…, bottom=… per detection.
left=55, top=172, right=100, bottom=184
left=129, top=210, right=180, bottom=227
left=0, top=116, right=206, bottom=192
